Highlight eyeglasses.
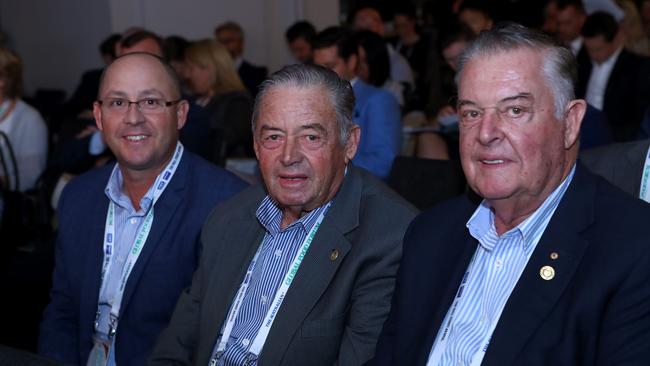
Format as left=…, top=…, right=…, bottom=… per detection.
left=97, top=98, right=181, bottom=114
left=458, top=98, right=535, bottom=126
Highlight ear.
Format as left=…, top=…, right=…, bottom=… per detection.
left=175, top=100, right=189, bottom=130
left=344, top=125, right=361, bottom=163
left=563, top=99, right=586, bottom=149
left=93, top=101, right=104, bottom=131
left=346, top=54, right=359, bottom=77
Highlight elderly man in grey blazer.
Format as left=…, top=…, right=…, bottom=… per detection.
left=147, top=64, right=417, bottom=366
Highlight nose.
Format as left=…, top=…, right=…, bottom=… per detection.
left=280, top=136, right=302, bottom=166
left=124, top=102, right=145, bottom=125
left=477, top=108, right=503, bottom=145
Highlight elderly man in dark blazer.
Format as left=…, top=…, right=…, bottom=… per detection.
left=369, top=23, right=650, bottom=365
left=38, top=53, right=246, bottom=366
left=148, top=64, right=417, bottom=366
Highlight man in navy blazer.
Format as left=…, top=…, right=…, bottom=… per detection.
left=313, top=27, right=401, bottom=180
left=38, top=53, right=246, bottom=366
left=369, top=24, right=650, bottom=365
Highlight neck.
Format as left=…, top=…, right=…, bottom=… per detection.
left=402, top=33, right=420, bottom=46
left=120, top=169, right=160, bottom=211
left=280, top=207, right=304, bottom=230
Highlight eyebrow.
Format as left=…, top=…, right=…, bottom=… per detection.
left=259, top=123, right=328, bottom=134
left=101, top=88, right=167, bottom=99
left=458, top=92, right=534, bottom=108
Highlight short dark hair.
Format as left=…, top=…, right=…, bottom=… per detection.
left=215, top=21, right=244, bottom=38
left=439, top=19, right=476, bottom=53
left=100, top=34, right=121, bottom=59
left=581, top=11, right=619, bottom=42
left=121, top=30, right=163, bottom=51
left=286, top=21, right=317, bottom=43
left=555, top=0, right=586, bottom=13
left=394, top=3, right=417, bottom=19
left=459, top=0, right=494, bottom=19
left=312, top=26, right=358, bottom=61
left=163, top=35, right=190, bottom=63
left=355, top=31, right=389, bottom=87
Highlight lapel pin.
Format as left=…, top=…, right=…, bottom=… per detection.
left=330, top=249, right=339, bottom=261
left=550, top=252, right=559, bottom=260
left=540, top=265, right=555, bottom=280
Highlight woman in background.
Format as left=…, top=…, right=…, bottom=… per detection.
left=184, top=40, right=252, bottom=165
left=0, top=48, right=47, bottom=191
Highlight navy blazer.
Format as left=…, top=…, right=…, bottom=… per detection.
left=38, top=151, right=247, bottom=366
left=352, top=80, right=402, bottom=180
left=369, top=164, right=650, bottom=365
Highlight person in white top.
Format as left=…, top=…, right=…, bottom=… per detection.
left=0, top=48, right=47, bottom=192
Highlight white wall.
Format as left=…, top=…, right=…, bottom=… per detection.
left=0, top=0, right=339, bottom=97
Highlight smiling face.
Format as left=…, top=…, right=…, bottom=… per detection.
left=253, top=85, right=359, bottom=225
left=93, top=54, right=188, bottom=178
left=458, top=48, right=583, bottom=231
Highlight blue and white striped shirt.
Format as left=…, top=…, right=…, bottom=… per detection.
left=428, top=165, right=575, bottom=366
left=215, top=196, right=331, bottom=366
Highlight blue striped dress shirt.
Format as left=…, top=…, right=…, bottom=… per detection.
left=427, top=165, right=576, bottom=366
left=215, top=196, right=331, bottom=366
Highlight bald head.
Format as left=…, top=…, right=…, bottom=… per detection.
left=98, top=52, right=181, bottom=100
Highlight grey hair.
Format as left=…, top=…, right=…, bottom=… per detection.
left=456, top=22, right=577, bottom=119
left=252, top=64, right=356, bottom=145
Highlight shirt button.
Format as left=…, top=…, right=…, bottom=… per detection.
left=242, top=338, right=250, bottom=346
left=261, top=295, right=268, bottom=304
left=274, top=249, right=282, bottom=257
left=495, top=258, right=503, bottom=268
left=130, top=218, right=137, bottom=224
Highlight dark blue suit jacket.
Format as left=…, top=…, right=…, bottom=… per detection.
left=369, top=164, right=650, bottom=365
left=352, top=80, right=401, bottom=180
left=38, top=151, right=247, bottom=365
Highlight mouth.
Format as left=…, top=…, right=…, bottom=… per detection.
left=278, top=174, right=308, bottom=186
left=481, top=159, right=505, bottom=165
left=124, top=134, right=149, bottom=142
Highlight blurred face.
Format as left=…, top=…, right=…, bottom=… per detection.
left=393, top=14, right=415, bottom=39
left=118, top=38, right=163, bottom=57
left=216, top=29, right=243, bottom=58
left=458, top=49, right=583, bottom=229
left=584, top=35, right=620, bottom=64
left=93, top=54, right=188, bottom=176
left=353, top=8, right=385, bottom=35
left=442, top=40, right=467, bottom=71
left=556, top=5, right=586, bottom=44
left=185, top=61, right=215, bottom=95
left=459, top=9, right=493, bottom=35
left=542, top=1, right=559, bottom=35
left=313, top=45, right=357, bottom=81
left=254, top=86, right=359, bottom=223
left=289, top=37, right=313, bottom=64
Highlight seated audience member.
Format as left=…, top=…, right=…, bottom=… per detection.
left=369, top=23, right=650, bottom=366
left=554, top=0, right=590, bottom=67
left=581, top=138, right=650, bottom=200
left=147, top=64, right=417, bottom=366
left=356, top=30, right=405, bottom=106
left=184, top=40, right=253, bottom=163
left=352, top=5, right=415, bottom=91
left=618, top=0, right=650, bottom=56
left=313, top=27, right=402, bottom=179
left=0, top=48, right=47, bottom=192
left=162, top=35, right=191, bottom=93
left=458, top=0, right=495, bottom=35
left=285, top=20, right=317, bottom=64
left=215, top=21, right=267, bottom=98
left=542, top=0, right=560, bottom=34
left=578, top=11, right=650, bottom=141
left=38, top=53, right=247, bottom=366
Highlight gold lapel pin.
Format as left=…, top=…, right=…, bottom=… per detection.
left=540, top=265, right=555, bottom=280
left=550, top=252, right=559, bottom=260
left=330, top=249, right=339, bottom=261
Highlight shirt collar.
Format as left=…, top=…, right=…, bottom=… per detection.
left=570, top=37, right=583, bottom=56
left=256, top=196, right=332, bottom=236
left=467, top=164, right=576, bottom=254
left=593, top=46, right=623, bottom=68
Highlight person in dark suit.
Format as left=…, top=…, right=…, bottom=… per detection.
left=581, top=138, right=650, bottom=200
left=369, top=23, right=650, bottom=365
left=313, top=27, right=402, bottom=180
left=147, top=64, right=417, bottom=366
left=577, top=11, right=650, bottom=142
left=38, top=53, right=247, bottom=366
left=215, top=21, right=267, bottom=98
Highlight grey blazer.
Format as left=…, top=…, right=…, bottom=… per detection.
left=580, top=139, right=650, bottom=198
left=147, top=166, right=418, bottom=366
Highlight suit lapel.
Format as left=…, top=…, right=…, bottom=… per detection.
left=482, top=166, right=596, bottom=366
left=117, top=154, right=188, bottom=314
left=258, top=167, right=362, bottom=366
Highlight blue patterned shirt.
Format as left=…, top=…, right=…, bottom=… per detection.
left=214, top=196, right=331, bottom=366
left=427, top=165, right=575, bottom=366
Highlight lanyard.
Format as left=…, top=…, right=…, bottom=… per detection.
left=210, top=203, right=331, bottom=365
left=639, top=144, right=650, bottom=203
left=95, top=143, right=184, bottom=338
